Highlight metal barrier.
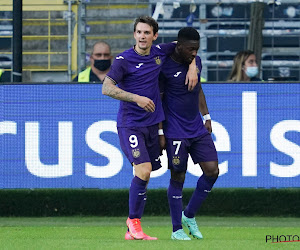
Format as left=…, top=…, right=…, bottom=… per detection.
left=1, top=0, right=300, bottom=82
left=149, top=0, right=300, bottom=81
left=0, top=0, right=78, bottom=81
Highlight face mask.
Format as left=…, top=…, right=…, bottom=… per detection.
left=94, top=59, right=111, bottom=71
left=245, top=66, right=258, bottom=78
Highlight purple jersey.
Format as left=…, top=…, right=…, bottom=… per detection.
left=106, top=43, right=176, bottom=128
left=159, top=56, right=208, bottom=138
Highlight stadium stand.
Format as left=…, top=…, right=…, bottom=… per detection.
left=77, top=0, right=149, bottom=73
left=150, top=0, right=300, bottom=81
left=0, top=0, right=299, bottom=82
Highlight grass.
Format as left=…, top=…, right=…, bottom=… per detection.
left=0, top=216, right=300, bottom=249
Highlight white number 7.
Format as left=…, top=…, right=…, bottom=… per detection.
left=173, top=141, right=181, bottom=155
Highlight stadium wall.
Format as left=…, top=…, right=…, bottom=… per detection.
left=1, top=82, right=299, bottom=189
left=1, top=82, right=300, bottom=216
left=0, top=188, right=299, bottom=217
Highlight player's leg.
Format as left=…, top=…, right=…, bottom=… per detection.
left=119, top=125, right=161, bottom=240
left=118, top=127, right=150, bottom=239
left=168, top=170, right=191, bottom=240
left=135, top=124, right=163, bottom=220
left=129, top=162, right=151, bottom=218
left=184, top=162, right=218, bottom=219
left=182, top=133, right=218, bottom=239
left=125, top=162, right=157, bottom=240
left=166, top=138, right=191, bottom=240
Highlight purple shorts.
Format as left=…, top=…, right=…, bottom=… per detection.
left=166, top=133, right=218, bottom=172
left=117, top=124, right=162, bottom=171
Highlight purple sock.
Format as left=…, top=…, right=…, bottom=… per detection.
left=184, top=174, right=217, bottom=218
left=167, top=179, right=184, bottom=232
left=129, top=176, right=147, bottom=219
left=137, top=192, right=147, bottom=219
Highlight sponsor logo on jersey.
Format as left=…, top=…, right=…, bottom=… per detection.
left=116, top=56, right=124, bottom=60
left=156, top=45, right=161, bottom=49
left=136, top=63, right=143, bottom=68
left=174, top=71, right=182, bottom=77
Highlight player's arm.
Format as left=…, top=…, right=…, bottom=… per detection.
left=160, top=42, right=197, bottom=90
left=158, top=72, right=166, bottom=151
left=102, top=77, right=155, bottom=112
left=198, top=85, right=212, bottom=133
left=185, top=58, right=198, bottom=91
left=158, top=122, right=166, bottom=153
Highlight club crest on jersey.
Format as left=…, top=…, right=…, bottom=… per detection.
left=154, top=56, right=161, bottom=65
left=132, top=149, right=141, bottom=158
left=172, top=156, right=180, bottom=165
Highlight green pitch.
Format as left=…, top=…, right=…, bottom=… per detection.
left=0, top=216, right=299, bottom=249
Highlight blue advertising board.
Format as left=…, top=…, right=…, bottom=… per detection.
left=1, top=83, right=299, bottom=188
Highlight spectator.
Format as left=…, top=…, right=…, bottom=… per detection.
left=73, top=41, right=112, bottom=83
left=228, top=50, right=262, bottom=81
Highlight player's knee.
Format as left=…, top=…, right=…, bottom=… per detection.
left=203, top=162, right=219, bottom=178
left=140, top=168, right=151, bottom=181
left=211, top=166, right=219, bottom=178
left=171, top=170, right=186, bottom=183
left=134, top=163, right=152, bottom=181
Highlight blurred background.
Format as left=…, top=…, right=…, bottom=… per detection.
left=0, top=0, right=300, bottom=82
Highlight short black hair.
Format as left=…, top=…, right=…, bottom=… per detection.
left=177, top=27, right=200, bottom=42
left=134, top=16, right=159, bottom=35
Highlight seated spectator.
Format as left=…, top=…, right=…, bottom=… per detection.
left=73, top=41, right=112, bottom=83
left=228, top=50, right=262, bottom=81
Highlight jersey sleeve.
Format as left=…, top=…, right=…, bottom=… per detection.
left=156, top=42, right=176, bottom=56
left=106, top=55, right=127, bottom=84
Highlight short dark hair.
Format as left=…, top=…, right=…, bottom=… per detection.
left=91, top=41, right=111, bottom=55
left=177, top=27, right=200, bottom=42
left=134, top=16, right=159, bottom=35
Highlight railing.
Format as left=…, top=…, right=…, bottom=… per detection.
left=0, top=0, right=78, bottom=82
left=1, top=0, right=300, bottom=81
left=150, top=0, right=300, bottom=81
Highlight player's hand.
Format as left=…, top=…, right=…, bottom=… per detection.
left=136, top=96, right=155, bottom=112
left=185, top=64, right=198, bottom=91
left=205, top=120, right=212, bottom=134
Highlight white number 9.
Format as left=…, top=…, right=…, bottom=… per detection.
left=129, top=135, right=138, bottom=148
